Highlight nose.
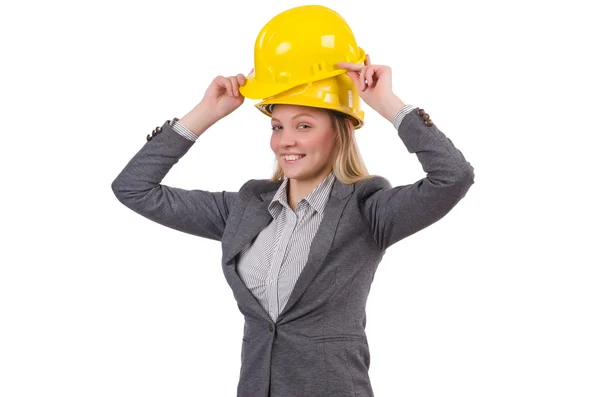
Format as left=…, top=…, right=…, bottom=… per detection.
left=277, top=128, right=296, bottom=148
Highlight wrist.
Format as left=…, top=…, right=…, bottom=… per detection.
left=379, top=95, right=406, bottom=123
left=179, top=102, right=218, bottom=137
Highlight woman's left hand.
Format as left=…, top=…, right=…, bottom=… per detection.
left=337, top=55, right=405, bottom=123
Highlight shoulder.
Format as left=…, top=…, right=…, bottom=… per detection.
left=238, top=178, right=281, bottom=197
left=353, top=175, right=392, bottom=196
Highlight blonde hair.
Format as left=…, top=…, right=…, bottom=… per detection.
left=269, top=109, right=376, bottom=184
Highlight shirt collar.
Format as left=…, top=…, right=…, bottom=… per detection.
left=268, top=171, right=336, bottom=216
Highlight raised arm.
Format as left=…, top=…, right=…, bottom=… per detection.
left=359, top=107, right=474, bottom=250
left=111, top=72, right=251, bottom=241
left=338, top=55, right=475, bottom=250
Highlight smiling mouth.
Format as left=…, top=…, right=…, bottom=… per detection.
left=283, top=155, right=306, bottom=164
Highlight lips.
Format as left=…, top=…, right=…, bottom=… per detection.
left=283, top=155, right=305, bottom=164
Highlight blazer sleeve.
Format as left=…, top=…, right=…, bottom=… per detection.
left=360, top=108, right=475, bottom=250
left=111, top=120, right=248, bottom=242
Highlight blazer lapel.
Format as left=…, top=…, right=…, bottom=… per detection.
left=278, top=178, right=354, bottom=320
left=221, top=177, right=354, bottom=322
left=221, top=189, right=278, bottom=322
left=222, top=192, right=276, bottom=266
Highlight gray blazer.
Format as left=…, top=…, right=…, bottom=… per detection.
left=111, top=107, right=475, bottom=397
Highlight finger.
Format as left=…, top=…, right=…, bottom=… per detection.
left=214, top=75, right=227, bottom=92
left=345, top=70, right=361, bottom=88
left=337, top=62, right=363, bottom=71
left=365, top=67, right=375, bottom=89
left=230, top=76, right=240, bottom=97
left=364, top=54, right=371, bottom=66
left=248, top=68, right=255, bottom=76
left=236, top=73, right=246, bottom=87
left=372, top=65, right=389, bottom=88
left=360, top=66, right=368, bottom=90
left=219, top=77, right=234, bottom=97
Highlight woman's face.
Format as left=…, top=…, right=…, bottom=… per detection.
left=270, top=105, right=337, bottom=182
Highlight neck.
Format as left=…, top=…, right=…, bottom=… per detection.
left=287, top=168, right=332, bottom=210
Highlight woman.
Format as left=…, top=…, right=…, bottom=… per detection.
left=111, top=56, right=475, bottom=397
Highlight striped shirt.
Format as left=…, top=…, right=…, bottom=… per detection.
left=236, top=171, right=336, bottom=321
left=171, top=104, right=415, bottom=321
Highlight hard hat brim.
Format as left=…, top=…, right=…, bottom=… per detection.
left=255, top=101, right=364, bottom=129
left=255, top=95, right=364, bottom=130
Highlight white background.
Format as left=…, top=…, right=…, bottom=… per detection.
left=1, top=0, right=598, bottom=396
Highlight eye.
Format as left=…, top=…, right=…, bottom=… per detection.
left=271, top=125, right=282, bottom=131
left=298, top=124, right=311, bottom=130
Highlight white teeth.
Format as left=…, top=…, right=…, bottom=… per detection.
left=284, top=155, right=303, bottom=160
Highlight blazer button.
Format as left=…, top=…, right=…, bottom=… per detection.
left=268, top=324, right=274, bottom=332
left=418, top=109, right=425, bottom=116
left=425, top=120, right=433, bottom=126
left=146, top=133, right=152, bottom=141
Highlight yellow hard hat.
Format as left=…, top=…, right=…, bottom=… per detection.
left=255, top=72, right=365, bottom=129
left=239, top=5, right=366, bottom=100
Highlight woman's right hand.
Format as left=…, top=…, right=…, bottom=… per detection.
left=200, top=70, right=251, bottom=122
left=178, top=70, right=252, bottom=137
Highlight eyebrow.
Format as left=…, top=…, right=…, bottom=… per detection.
left=271, top=113, right=317, bottom=123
